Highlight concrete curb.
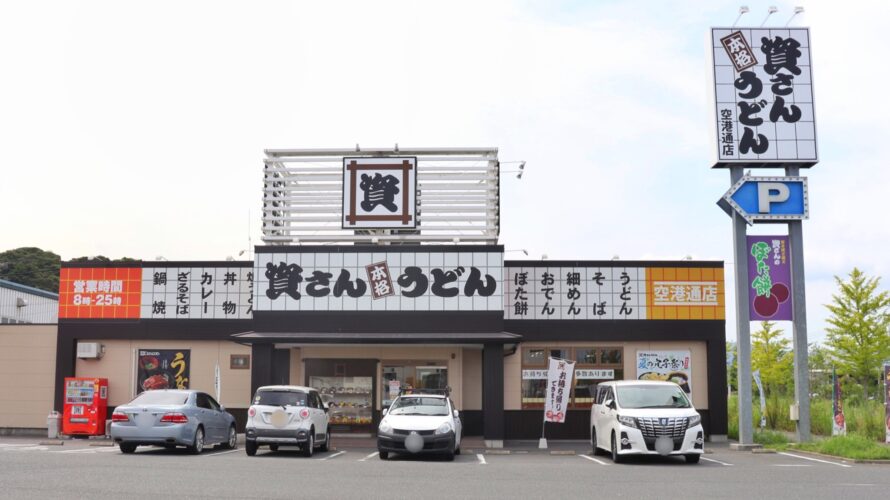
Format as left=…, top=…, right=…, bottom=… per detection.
left=38, top=440, right=64, bottom=446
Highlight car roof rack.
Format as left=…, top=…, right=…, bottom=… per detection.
left=397, top=387, right=451, bottom=397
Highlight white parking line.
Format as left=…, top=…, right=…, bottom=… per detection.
left=11, top=446, right=48, bottom=452
left=773, top=464, right=812, bottom=467
left=205, top=449, right=241, bottom=457
left=476, top=453, right=487, bottom=465
left=0, top=443, right=34, bottom=448
left=777, top=452, right=852, bottom=468
left=578, top=454, right=610, bottom=466
left=55, top=448, right=100, bottom=454
left=700, top=456, right=733, bottom=466
left=322, top=451, right=346, bottom=460
left=359, top=452, right=379, bottom=461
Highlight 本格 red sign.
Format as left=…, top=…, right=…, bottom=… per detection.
left=544, top=357, right=575, bottom=423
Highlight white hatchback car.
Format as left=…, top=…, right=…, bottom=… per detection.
left=245, top=385, right=330, bottom=457
left=377, top=390, right=462, bottom=460
left=590, top=380, right=704, bottom=463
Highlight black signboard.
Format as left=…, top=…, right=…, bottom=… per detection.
left=136, top=349, right=190, bottom=394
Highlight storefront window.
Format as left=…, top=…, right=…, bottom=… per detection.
left=382, top=364, right=448, bottom=409
left=521, top=346, right=624, bottom=409
left=575, top=348, right=597, bottom=365
left=549, top=348, right=568, bottom=360
left=600, top=348, right=622, bottom=365
left=522, top=348, right=546, bottom=366
left=311, top=376, right=373, bottom=427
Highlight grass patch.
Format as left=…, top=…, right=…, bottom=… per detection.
left=754, top=430, right=790, bottom=446
left=795, top=434, right=890, bottom=460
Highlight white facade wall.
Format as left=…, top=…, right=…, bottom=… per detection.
left=0, top=282, right=58, bottom=324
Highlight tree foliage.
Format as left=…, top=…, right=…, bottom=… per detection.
left=751, top=321, right=793, bottom=396
left=0, top=248, right=140, bottom=293
left=824, top=268, right=890, bottom=399
left=0, top=247, right=61, bottom=292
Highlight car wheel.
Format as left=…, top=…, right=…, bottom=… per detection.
left=269, top=444, right=279, bottom=452
left=319, top=433, right=329, bottom=452
left=685, top=454, right=701, bottom=464
left=119, top=443, right=137, bottom=454
left=444, top=443, right=455, bottom=461
left=611, top=432, right=623, bottom=464
left=378, top=451, right=389, bottom=460
left=302, top=430, right=314, bottom=457
left=188, top=427, right=205, bottom=455
left=245, top=440, right=257, bottom=456
left=455, top=444, right=461, bottom=456
left=222, top=426, right=237, bottom=450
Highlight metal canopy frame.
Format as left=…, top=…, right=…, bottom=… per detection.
left=262, top=146, right=500, bottom=245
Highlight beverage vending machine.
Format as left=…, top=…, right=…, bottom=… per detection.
left=62, top=377, right=108, bottom=436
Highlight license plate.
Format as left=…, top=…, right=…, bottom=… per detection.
left=71, top=406, right=84, bottom=416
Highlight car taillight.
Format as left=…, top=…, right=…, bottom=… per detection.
left=248, top=407, right=256, bottom=417
left=160, top=412, right=189, bottom=423
left=111, top=412, right=129, bottom=422
left=299, top=408, right=310, bottom=419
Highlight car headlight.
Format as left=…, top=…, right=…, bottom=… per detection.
left=617, top=415, right=637, bottom=429
left=379, top=420, right=393, bottom=434
left=435, top=422, right=453, bottom=435
left=688, top=414, right=702, bottom=427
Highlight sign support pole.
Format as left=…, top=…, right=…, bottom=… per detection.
left=730, top=165, right=754, bottom=446
left=787, top=166, right=811, bottom=442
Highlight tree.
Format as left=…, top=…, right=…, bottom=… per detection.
left=751, top=321, right=793, bottom=396
left=0, top=247, right=61, bottom=292
left=807, top=343, right=833, bottom=399
left=726, top=341, right=738, bottom=392
left=0, top=248, right=141, bottom=294
left=824, top=268, right=890, bottom=399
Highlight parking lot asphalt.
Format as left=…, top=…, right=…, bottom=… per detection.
left=1, top=437, right=889, bottom=499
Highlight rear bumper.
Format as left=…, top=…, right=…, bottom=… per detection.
left=377, top=431, right=455, bottom=454
left=110, top=422, right=196, bottom=446
left=246, top=427, right=311, bottom=445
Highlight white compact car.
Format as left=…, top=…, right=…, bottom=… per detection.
left=377, top=390, right=462, bottom=460
left=245, top=385, right=330, bottom=457
left=589, top=380, right=704, bottom=464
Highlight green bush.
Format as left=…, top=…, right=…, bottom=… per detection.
left=727, top=393, right=886, bottom=441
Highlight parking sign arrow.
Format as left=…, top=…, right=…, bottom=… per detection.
left=717, top=176, right=808, bottom=225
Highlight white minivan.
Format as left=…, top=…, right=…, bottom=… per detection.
left=589, top=380, right=704, bottom=463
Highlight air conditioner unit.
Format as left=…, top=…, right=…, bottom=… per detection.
left=77, top=343, right=104, bottom=359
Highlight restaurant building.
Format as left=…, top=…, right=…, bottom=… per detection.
left=53, top=147, right=727, bottom=445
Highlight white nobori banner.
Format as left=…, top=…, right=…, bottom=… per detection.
left=543, top=357, right=575, bottom=423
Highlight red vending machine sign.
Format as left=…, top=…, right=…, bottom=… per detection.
left=62, top=378, right=108, bottom=436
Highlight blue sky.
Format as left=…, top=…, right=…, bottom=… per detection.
left=1, top=0, right=887, bottom=344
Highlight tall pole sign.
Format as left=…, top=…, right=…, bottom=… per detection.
left=710, top=26, right=817, bottom=445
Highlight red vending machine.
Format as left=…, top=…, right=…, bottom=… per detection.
left=62, top=377, right=108, bottom=436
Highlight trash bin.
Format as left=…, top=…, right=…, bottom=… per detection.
left=47, top=411, right=61, bottom=439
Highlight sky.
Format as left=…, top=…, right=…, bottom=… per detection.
left=1, top=0, right=888, bottom=344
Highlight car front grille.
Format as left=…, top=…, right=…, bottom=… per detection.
left=393, top=429, right=435, bottom=436
left=636, top=417, right=689, bottom=439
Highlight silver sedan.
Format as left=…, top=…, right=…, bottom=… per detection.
left=110, top=390, right=237, bottom=454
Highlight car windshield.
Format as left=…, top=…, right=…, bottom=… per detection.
left=615, top=385, right=691, bottom=409
left=388, top=396, right=448, bottom=416
left=254, top=390, right=307, bottom=407
left=129, top=391, right=189, bottom=405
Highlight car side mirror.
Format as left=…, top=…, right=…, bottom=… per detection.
left=453, top=409, right=459, bottom=418
left=604, top=399, right=616, bottom=410
left=323, top=403, right=329, bottom=413
left=382, top=408, right=388, bottom=416
left=219, top=405, right=226, bottom=412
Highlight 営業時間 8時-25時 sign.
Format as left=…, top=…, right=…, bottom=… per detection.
left=710, top=28, right=817, bottom=168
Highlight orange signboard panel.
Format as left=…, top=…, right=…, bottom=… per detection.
left=645, top=267, right=725, bottom=320
left=58, top=268, right=142, bottom=319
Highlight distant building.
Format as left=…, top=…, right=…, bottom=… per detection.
left=0, top=279, right=58, bottom=324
